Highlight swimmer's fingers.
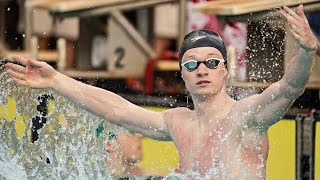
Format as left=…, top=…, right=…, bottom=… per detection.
left=297, top=4, right=308, bottom=23
left=5, top=62, right=26, bottom=73
left=12, top=77, right=28, bottom=86
left=27, top=58, right=46, bottom=68
left=289, top=28, right=301, bottom=42
left=279, top=9, right=295, bottom=28
left=291, top=5, right=310, bottom=32
left=6, top=68, right=25, bottom=80
left=11, top=56, right=29, bottom=66
left=280, top=5, right=317, bottom=50
left=294, top=5, right=317, bottom=50
left=6, top=69, right=30, bottom=86
left=8, top=56, right=46, bottom=69
left=283, top=5, right=303, bottom=22
left=279, top=7, right=295, bottom=21
left=280, top=6, right=304, bottom=36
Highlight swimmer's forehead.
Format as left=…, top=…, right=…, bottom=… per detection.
left=182, top=47, right=223, bottom=62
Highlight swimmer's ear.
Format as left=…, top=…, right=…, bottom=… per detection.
left=222, top=68, right=228, bottom=78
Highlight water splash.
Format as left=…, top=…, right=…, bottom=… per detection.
left=0, top=70, right=124, bottom=179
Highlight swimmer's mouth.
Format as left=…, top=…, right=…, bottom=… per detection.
left=196, top=80, right=211, bottom=85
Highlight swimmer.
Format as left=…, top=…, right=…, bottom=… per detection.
left=105, top=132, right=143, bottom=178
left=105, top=132, right=164, bottom=179
left=4, top=5, right=318, bottom=179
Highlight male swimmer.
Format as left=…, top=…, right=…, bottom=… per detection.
left=4, top=5, right=318, bottom=179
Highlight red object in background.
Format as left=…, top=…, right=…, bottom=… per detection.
left=187, top=0, right=223, bottom=38
left=188, top=0, right=248, bottom=81
left=145, top=51, right=179, bottom=95
left=126, top=78, right=144, bottom=93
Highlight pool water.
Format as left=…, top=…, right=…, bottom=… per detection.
left=0, top=71, right=124, bottom=179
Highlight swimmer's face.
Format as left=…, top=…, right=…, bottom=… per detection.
left=181, top=47, right=227, bottom=96
left=117, top=133, right=143, bottom=162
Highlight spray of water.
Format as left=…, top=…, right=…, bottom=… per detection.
left=0, top=69, right=125, bottom=179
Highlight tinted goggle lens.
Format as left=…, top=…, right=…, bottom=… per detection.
left=182, top=58, right=225, bottom=72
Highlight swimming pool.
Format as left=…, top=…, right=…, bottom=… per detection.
left=1, top=71, right=319, bottom=179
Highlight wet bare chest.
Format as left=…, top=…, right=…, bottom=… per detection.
left=171, top=119, right=269, bottom=173
left=172, top=120, right=235, bottom=168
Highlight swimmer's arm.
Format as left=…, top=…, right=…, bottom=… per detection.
left=236, top=51, right=313, bottom=131
left=236, top=5, right=318, bottom=131
left=52, top=73, right=172, bottom=140
left=5, top=56, right=171, bottom=140
left=237, top=79, right=301, bottom=131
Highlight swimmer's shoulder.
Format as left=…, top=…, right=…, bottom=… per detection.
left=161, top=107, right=193, bottom=123
left=162, top=107, right=192, bottom=116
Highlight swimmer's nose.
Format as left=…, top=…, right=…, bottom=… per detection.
left=196, top=63, right=208, bottom=77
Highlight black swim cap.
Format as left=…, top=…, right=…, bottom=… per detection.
left=179, top=29, right=227, bottom=70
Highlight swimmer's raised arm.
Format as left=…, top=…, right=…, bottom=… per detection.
left=5, top=56, right=171, bottom=140
left=236, top=5, right=318, bottom=131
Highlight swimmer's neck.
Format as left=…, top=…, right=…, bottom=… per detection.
left=192, top=89, right=235, bottom=121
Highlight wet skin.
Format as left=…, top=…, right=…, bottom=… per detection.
left=164, top=47, right=269, bottom=179
left=106, top=133, right=144, bottom=177
left=166, top=106, right=269, bottom=179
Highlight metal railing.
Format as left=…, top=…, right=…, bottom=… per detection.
left=294, top=110, right=320, bottom=180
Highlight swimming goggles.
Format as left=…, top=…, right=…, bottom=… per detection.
left=181, top=58, right=225, bottom=72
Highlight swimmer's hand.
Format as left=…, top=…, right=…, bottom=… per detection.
left=5, top=56, right=57, bottom=88
left=280, top=4, right=318, bottom=52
